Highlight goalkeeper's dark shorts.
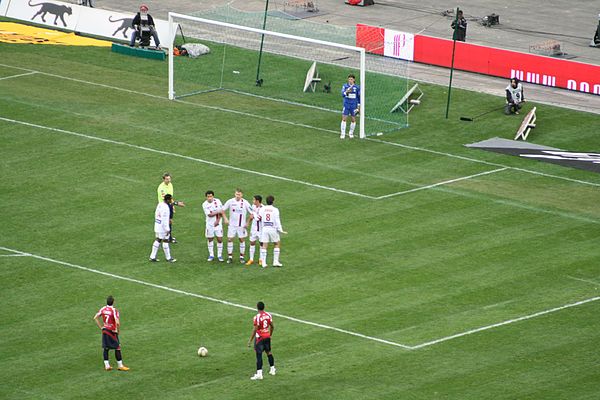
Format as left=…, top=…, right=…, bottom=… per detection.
left=101, top=329, right=121, bottom=350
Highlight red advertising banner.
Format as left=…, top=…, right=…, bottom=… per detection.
left=357, top=24, right=600, bottom=96
left=356, top=24, right=384, bottom=55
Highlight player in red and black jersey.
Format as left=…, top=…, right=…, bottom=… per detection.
left=93, top=296, right=130, bottom=371
left=247, top=301, right=276, bottom=380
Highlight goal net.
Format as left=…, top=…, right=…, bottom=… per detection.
left=168, top=12, right=409, bottom=137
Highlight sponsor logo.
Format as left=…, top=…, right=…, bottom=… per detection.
left=467, top=138, right=600, bottom=174
left=383, top=29, right=414, bottom=61
left=108, top=16, right=133, bottom=38
left=511, top=68, right=600, bottom=95
left=510, top=69, right=556, bottom=87
left=521, top=151, right=600, bottom=165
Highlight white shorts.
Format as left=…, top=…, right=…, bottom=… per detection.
left=205, top=224, right=223, bottom=238
left=227, top=226, right=247, bottom=239
left=155, top=230, right=169, bottom=240
left=249, top=230, right=260, bottom=242
left=260, top=228, right=280, bottom=243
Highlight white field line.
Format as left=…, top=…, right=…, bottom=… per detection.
left=375, top=167, right=508, bottom=199
left=0, top=246, right=412, bottom=350
left=108, top=174, right=144, bottom=184
left=0, top=116, right=375, bottom=199
left=3, top=245, right=597, bottom=350
left=3, top=63, right=600, bottom=204
left=0, top=71, right=37, bottom=81
left=0, top=63, right=337, bottom=135
left=0, top=254, right=30, bottom=257
left=367, top=138, right=600, bottom=189
left=566, top=275, right=600, bottom=287
left=0, top=116, right=508, bottom=201
left=3, top=62, right=600, bottom=190
left=1, top=66, right=598, bottom=348
left=4, top=116, right=596, bottom=218
left=411, top=295, right=600, bottom=349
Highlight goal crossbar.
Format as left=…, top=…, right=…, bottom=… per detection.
left=168, top=12, right=366, bottom=138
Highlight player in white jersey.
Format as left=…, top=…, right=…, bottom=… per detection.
left=245, top=195, right=263, bottom=266
left=149, top=194, right=176, bottom=263
left=202, top=190, right=226, bottom=262
left=222, top=189, right=253, bottom=264
left=258, top=195, right=287, bottom=268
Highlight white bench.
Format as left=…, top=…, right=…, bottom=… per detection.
left=303, top=61, right=321, bottom=92
left=390, top=83, right=423, bottom=114
left=514, top=107, right=537, bottom=140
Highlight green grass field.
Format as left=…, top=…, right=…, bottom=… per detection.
left=1, top=39, right=600, bottom=400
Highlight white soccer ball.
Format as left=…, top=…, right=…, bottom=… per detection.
left=197, top=346, right=208, bottom=357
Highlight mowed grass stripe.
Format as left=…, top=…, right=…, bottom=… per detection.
left=0, top=116, right=375, bottom=199
left=3, top=246, right=597, bottom=352
left=0, top=246, right=413, bottom=349
left=3, top=61, right=600, bottom=191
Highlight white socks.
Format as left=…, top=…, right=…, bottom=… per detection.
left=341, top=121, right=356, bottom=138
left=274, top=248, right=280, bottom=264
left=217, top=242, right=223, bottom=257
left=162, top=242, right=172, bottom=260
left=240, top=242, right=246, bottom=257
left=249, top=245, right=256, bottom=261
left=150, top=240, right=160, bottom=259
left=260, top=248, right=267, bottom=266
left=207, top=241, right=214, bottom=257
left=227, top=242, right=233, bottom=257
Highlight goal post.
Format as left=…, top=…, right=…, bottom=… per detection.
left=168, top=12, right=377, bottom=137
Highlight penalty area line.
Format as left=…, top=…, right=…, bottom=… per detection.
left=0, top=116, right=375, bottom=200
left=375, top=167, right=508, bottom=199
left=411, top=295, right=600, bottom=349
left=0, top=246, right=412, bottom=350
left=0, top=71, right=37, bottom=81
left=367, top=137, right=600, bottom=189
left=3, top=62, right=600, bottom=191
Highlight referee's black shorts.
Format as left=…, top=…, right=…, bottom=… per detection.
left=254, top=337, right=271, bottom=354
left=101, top=329, right=121, bottom=350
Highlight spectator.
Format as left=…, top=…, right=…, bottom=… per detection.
left=130, top=4, right=161, bottom=49
left=451, top=10, right=467, bottom=42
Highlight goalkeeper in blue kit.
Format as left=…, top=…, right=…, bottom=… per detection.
left=340, top=74, right=360, bottom=139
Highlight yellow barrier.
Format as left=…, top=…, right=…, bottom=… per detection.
left=0, top=22, right=111, bottom=46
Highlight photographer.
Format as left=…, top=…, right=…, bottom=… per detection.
left=129, top=4, right=161, bottom=49
left=591, top=13, right=600, bottom=47
left=451, top=10, right=467, bottom=42
left=504, top=78, right=525, bottom=115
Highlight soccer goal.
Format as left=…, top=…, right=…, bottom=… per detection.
left=168, top=12, right=409, bottom=137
